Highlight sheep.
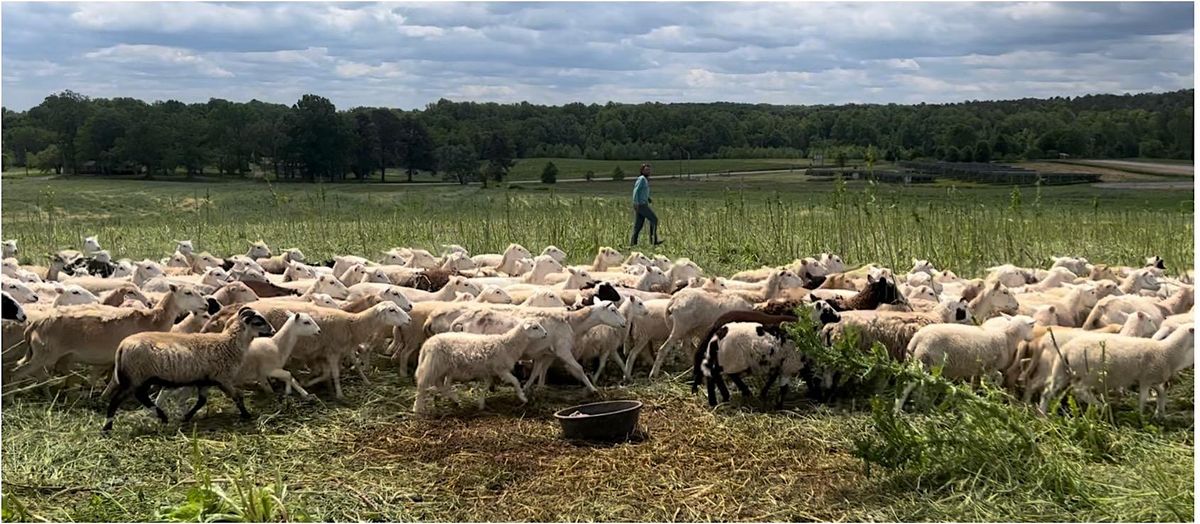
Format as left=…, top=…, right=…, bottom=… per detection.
left=82, top=235, right=103, bottom=256
left=246, top=240, right=272, bottom=260
left=1152, top=312, right=1194, bottom=340
left=351, top=276, right=480, bottom=304
left=14, top=284, right=210, bottom=382
left=649, top=289, right=754, bottom=378
left=909, top=258, right=937, bottom=276
left=212, top=282, right=261, bottom=306
left=391, top=248, right=441, bottom=270
left=574, top=296, right=649, bottom=384
left=817, top=253, right=846, bottom=275
left=471, top=243, right=531, bottom=275
left=541, top=245, right=568, bottom=264
left=1017, top=312, right=1160, bottom=403
left=2, top=240, right=16, bottom=260
left=172, top=312, right=213, bottom=334
left=276, top=274, right=351, bottom=300
left=102, top=307, right=275, bottom=431
left=441, top=244, right=470, bottom=257
left=1, top=278, right=39, bottom=304
left=966, top=281, right=1020, bottom=322
left=438, top=252, right=477, bottom=272
left=53, top=284, right=99, bottom=306
left=821, top=298, right=971, bottom=361
left=896, top=315, right=1038, bottom=412
left=696, top=321, right=806, bottom=408
left=444, top=301, right=625, bottom=393
left=812, top=275, right=906, bottom=311
left=1049, top=256, right=1092, bottom=277
left=1082, top=286, right=1191, bottom=330
left=1040, top=323, right=1195, bottom=417
left=3, top=291, right=26, bottom=322
left=332, top=255, right=379, bottom=279
left=237, top=312, right=322, bottom=398
left=466, top=255, right=564, bottom=288
left=1016, top=286, right=1099, bottom=327
left=282, top=261, right=320, bottom=282
left=1119, top=268, right=1161, bottom=295
left=278, top=302, right=411, bottom=398
left=520, top=289, right=567, bottom=307
left=1032, top=304, right=1060, bottom=327
left=623, top=251, right=653, bottom=269
left=985, top=264, right=1036, bottom=287
left=256, top=248, right=306, bottom=274
left=724, top=269, right=805, bottom=303
left=64, top=260, right=165, bottom=293
left=412, top=320, right=549, bottom=413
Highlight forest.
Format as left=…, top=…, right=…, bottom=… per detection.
left=1, top=89, right=1192, bottom=183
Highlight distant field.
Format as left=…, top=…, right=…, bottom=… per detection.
left=1050, top=158, right=1194, bottom=178
left=501, top=157, right=809, bottom=181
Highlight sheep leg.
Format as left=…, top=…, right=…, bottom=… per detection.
left=352, top=351, right=372, bottom=386
left=134, top=383, right=169, bottom=423
left=760, top=368, right=781, bottom=403
left=499, top=371, right=528, bottom=403
left=729, top=373, right=753, bottom=400
left=894, top=380, right=918, bottom=414
left=705, top=375, right=719, bottom=406
left=217, top=382, right=253, bottom=419
left=1153, top=383, right=1168, bottom=418
left=776, top=378, right=791, bottom=410
left=268, top=369, right=309, bottom=398
left=649, top=337, right=681, bottom=378
left=257, top=380, right=275, bottom=395
left=183, top=387, right=210, bottom=422
left=622, top=338, right=646, bottom=380
left=330, top=360, right=344, bottom=399
left=555, top=346, right=599, bottom=393
left=102, top=384, right=132, bottom=431
left=1137, top=384, right=1151, bottom=416
left=713, top=373, right=732, bottom=404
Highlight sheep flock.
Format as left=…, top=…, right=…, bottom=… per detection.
left=0, top=236, right=1193, bottom=431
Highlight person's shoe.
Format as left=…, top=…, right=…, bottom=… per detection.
left=653, top=240, right=665, bottom=246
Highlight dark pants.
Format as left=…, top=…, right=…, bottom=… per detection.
left=630, top=203, right=658, bottom=245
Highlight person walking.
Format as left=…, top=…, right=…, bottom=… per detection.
left=630, top=163, right=662, bottom=246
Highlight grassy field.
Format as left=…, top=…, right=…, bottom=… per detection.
left=0, top=172, right=1194, bottom=521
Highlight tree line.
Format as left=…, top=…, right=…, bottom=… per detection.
left=2, top=89, right=1191, bottom=183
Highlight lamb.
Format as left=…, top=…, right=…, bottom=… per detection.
left=2, top=240, right=16, bottom=259
left=3, top=291, right=26, bottom=322
left=1, top=278, right=39, bottom=304
left=896, top=315, right=1038, bottom=412
left=1017, top=311, right=1160, bottom=403
left=352, top=276, right=480, bottom=304
left=649, top=289, right=754, bottom=378
left=574, top=296, right=649, bottom=384
left=624, top=252, right=653, bottom=268
left=570, top=247, right=619, bottom=271
left=102, top=307, right=275, bottom=431
left=812, top=275, right=906, bottom=311
left=696, top=321, right=805, bottom=408
left=466, top=255, right=564, bottom=288
left=1152, top=312, right=1194, bottom=340
left=237, top=312, right=322, bottom=398
left=14, top=284, right=210, bottom=382
left=82, top=235, right=103, bottom=256
left=1049, top=256, right=1092, bottom=277
left=471, top=243, right=532, bottom=275
left=53, top=284, right=99, bottom=306
left=1081, top=287, right=1191, bottom=329
left=821, top=298, right=971, bottom=361
left=212, top=282, right=261, bottom=306
left=985, top=264, right=1036, bottom=287
left=1016, top=286, right=1099, bottom=327
left=172, top=312, right=214, bottom=334
left=540, top=245, right=568, bottom=264
left=332, top=255, right=378, bottom=279
left=1119, top=268, right=1161, bottom=294
left=256, top=248, right=306, bottom=274
left=1040, top=324, right=1195, bottom=417
left=277, top=274, right=351, bottom=300
left=965, top=281, right=1021, bottom=322
left=724, top=269, right=805, bottom=302
left=412, top=320, right=549, bottom=413
left=224, top=301, right=410, bottom=398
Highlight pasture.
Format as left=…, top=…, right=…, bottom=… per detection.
left=0, top=172, right=1194, bottom=521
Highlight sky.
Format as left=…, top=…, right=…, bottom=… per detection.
left=1, top=2, right=1194, bottom=111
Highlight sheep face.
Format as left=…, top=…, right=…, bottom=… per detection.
left=624, top=296, right=649, bottom=318
left=810, top=300, right=841, bottom=325
left=1050, top=256, right=1091, bottom=276
left=166, top=253, right=191, bottom=268
left=983, top=282, right=1020, bottom=315
left=120, top=287, right=153, bottom=307
left=907, top=285, right=937, bottom=302
left=194, top=253, right=222, bottom=270
left=909, top=258, right=936, bottom=275
left=531, top=255, right=564, bottom=277
left=406, top=249, right=439, bottom=269
left=1122, top=311, right=1157, bottom=336
left=285, top=261, right=317, bottom=282
left=541, top=245, right=568, bottom=263
left=315, top=275, right=351, bottom=298
left=775, top=270, right=805, bottom=290
left=2, top=240, right=17, bottom=259
left=564, top=268, right=598, bottom=289
left=1145, top=255, right=1166, bottom=270
left=478, top=286, right=513, bottom=304
left=447, top=277, right=482, bottom=297
left=82, top=235, right=102, bottom=254
left=379, top=251, right=407, bottom=266
left=173, top=285, right=211, bottom=314
left=54, top=285, right=98, bottom=306
left=284, top=248, right=306, bottom=262
left=651, top=254, right=672, bottom=271
left=505, top=243, right=533, bottom=260
left=441, top=244, right=470, bottom=257
left=377, top=287, right=414, bottom=312
left=1001, top=314, right=1038, bottom=341
left=625, top=252, right=652, bottom=267
left=1133, top=270, right=1162, bottom=292
left=218, top=282, right=258, bottom=305
left=1, top=279, right=38, bottom=304
left=943, top=298, right=971, bottom=323
left=174, top=240, right=194, bottom=255
left=340, top=263, right=367, bottom=283
left=372, top=303, right=412, bottom=328
left=597, top=247, right=622, bottom=267
left=1032, top=304, right=1059, bottom=326
left=247, top=241, right=272, bottom=259
left=232, top=267, right=268, bottom=283
left=137, top=261, right=166, bottom=280
left=2, top=292, right=27, bottom=323
left=363, top=268, right=391, bottom=284
left=203, top=268, right=232, bottom=286
left=308, top=293, right=340, bottom=309
left=1, top=259, right=19, bottom=278
left=441, top=252, right=476, bottom=271
left=818, top=253, right=845, bottom=274
left=289, top=312, right=322, bottom=337
left=512, top=258, right=533, bottom=275
left=16, top=271, right=41, bottom=284
left=591, top=301, right=627, bottom=329
left=625, top=264, right=648, bottom=276
left=111, top=261, right=135, bottom=278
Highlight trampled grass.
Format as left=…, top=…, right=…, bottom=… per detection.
left=0, top=173, right=1193, bottom=521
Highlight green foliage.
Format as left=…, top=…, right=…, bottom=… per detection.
left=156, top=438, right=306, bottom=523
left=436, top=144, right=479, bottom=185
left=611, top=166, right=624, bottom=181
left=584, top=169, right=594, bottom=181
left=540, top=161, right=558, bottom=184
left=28, top=144, right=61, bottom=174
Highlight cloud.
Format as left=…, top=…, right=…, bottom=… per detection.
left=0, top=2, right=1192, bottom=110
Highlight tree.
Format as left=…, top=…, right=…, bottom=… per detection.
left=944, top=146, right=960, bottom=162
left=348, top=111, right=379, bottom=181
left=370, top=108, right=402, bottom=182
left=288, top=94, right=348, bottom=182
left=395, top=115, right=435, bottom=182
left=30, top=90, right=91, bottom=174
left=481, top=132, right=515, bottom=184
left=28, top=144, right=61, bottom=174
left=974, top=140, right=992, bottom=163
left=540, top=161, right=558, bottom=184
left=436, top=144, right=479, bottom=185
left=611, top=166, right=625, bottom=180
left=864, top=145, right=877, bottom=176
left=4, top=126, right=55, bottom=170
left=834, top=150, right=847, bottom=168
left=585, top=170, right=594, bottom=181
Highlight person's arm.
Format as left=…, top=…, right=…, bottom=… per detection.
left=633, top=177, right=649, bottom=204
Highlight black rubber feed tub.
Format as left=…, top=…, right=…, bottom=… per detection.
left=554, top=400, right=643, bottom=442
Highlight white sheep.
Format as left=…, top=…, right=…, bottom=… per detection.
left=471, top=244, right=532, bottom=276
left=246, top=240, right=272, bottom=259
left=413, top=320, right=549, bottom=413
left=82, top=235, right=103, bottom=256
left=575, top=295, right=649, bottom=384
left=1049, top=256, right=1091, bottom=277
left=237, top=311, right=322, bottom=398
left=897, top=315, right=1037, bottom=412
left=519, top=289, right=567, bottom=307
left=2, top=240, right=16, bottom=259
left=540, top=245, right=568, bottom=264
left=650, top=289, right=754, bottom=378
left=698, top=321, right=805, bottom=408
left=821, top=298, right=972, bottom=361
left=1041, top=323, right=1194, bottom=417
left=1016, top=311, right=1160, bottom=403
left=1, top=278, right=39, bottom=304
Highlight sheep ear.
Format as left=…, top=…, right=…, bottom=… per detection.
left=168, top=283, right=179, bottom=292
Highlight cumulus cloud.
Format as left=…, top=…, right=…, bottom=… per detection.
left=0, top=2, right=1192, bottom=110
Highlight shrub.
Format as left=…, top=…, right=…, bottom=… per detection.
left=585, top=170, right=594, bottom=181
left=540, top=161, right=558, bottom=184
left=611, top=166, right=625, bottom=181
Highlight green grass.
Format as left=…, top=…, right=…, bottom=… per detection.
left=0, top=172, right=1193, bottom=521
left=501, top=157, right=810, bottom=181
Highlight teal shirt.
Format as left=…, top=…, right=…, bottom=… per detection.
left=632, top=175, right=650, bottom=205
